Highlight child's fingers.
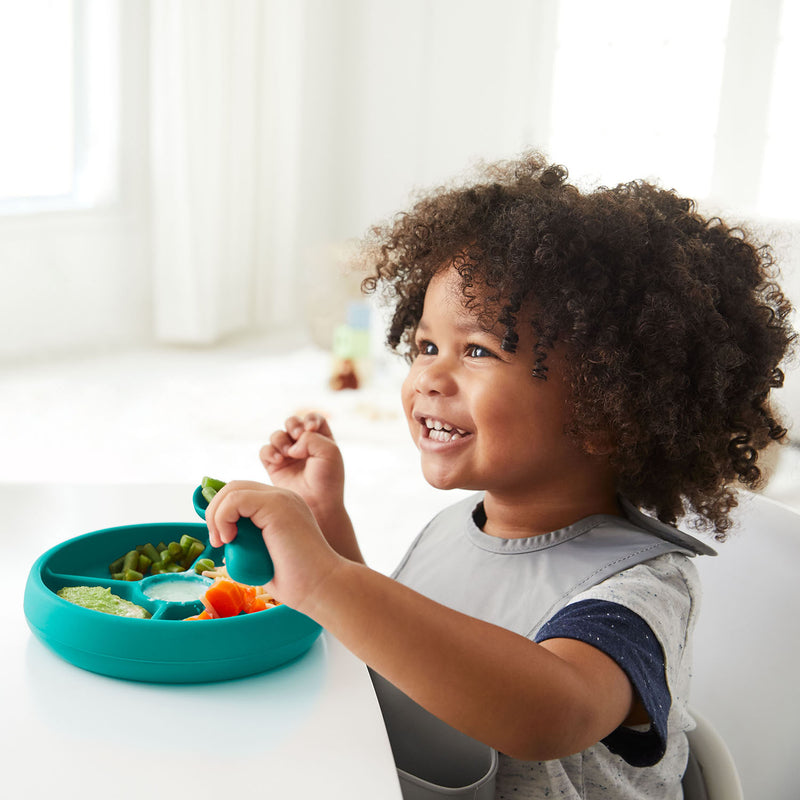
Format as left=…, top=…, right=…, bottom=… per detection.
left=259, top=431, right=310, bottom=471
left=260, top=414, right=335, bottom=471
left=206, top=480, right=272, bottom=546
left=259, top=442, right=283, bottom=467
left=285, top=429, right=339, bottom=461
left=205, top=483, right=234, bottom=547
left=283, top=415, right=307, bottom=440
left=285, top=412, right=333, bottom=440
left=269, top=429, right=296, bottom=457
left=303, top=412, right=334, bottom=439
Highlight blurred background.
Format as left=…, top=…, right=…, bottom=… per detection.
left=1, top=0, right=798, bottom=561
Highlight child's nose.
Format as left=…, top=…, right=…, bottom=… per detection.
left=414, top=357, right=457, bottom=395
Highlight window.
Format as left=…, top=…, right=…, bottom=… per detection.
left=548, top=0, right=731, bottom=197
left=758, top=0, right=800, bottom=219
left=0, top=0, right=118, bottom=214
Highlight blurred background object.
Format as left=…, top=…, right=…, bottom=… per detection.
left=1, top=0, right=797, bottom=528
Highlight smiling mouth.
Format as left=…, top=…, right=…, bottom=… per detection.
left=421, top=416, right=472, bottom=443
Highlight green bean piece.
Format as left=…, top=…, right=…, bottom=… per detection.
left=167, top=541, right=183, bottom=558
left=201, top=476, right=227, bottom=491
left=201, top=486, right=218, bottom=504
left=159, top=550, right=173, bottom=567
left=122, top=550, right=139, bottom=571
left=123, top=568, right=143, bottom=581
left=109, top=556, right=125, bottom=574
left=142, top=542, right=160, bottom=563
left=185, top=541, right=205, bottom=563
left=112, top=572, right=125, bottom=580
left=137, top=554, right=152, bottom=573
left=194, top=558, right=215, bottom=574
left=157, top=542, right=167, bottom=552
left=165, top=563, right=183, bottom=573
left=180, top=534, right=201, bottom=550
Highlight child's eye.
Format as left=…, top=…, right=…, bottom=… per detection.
left=466, top=344, right=495, bottom=359
left=416, top=340, right=438, bottom=356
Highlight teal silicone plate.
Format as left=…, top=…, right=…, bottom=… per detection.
left=24, top=521, right=321, bottom=683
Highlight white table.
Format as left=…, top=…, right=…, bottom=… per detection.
left=2, top=483, right=402, bottom=800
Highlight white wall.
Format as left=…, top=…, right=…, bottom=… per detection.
left=2, top=0, right=798, bottom=380
left=0, top=0, right=151, bottom=362
left=0, top=209, right=150, bottom=360
left=768, top=223, right=800, bottom=434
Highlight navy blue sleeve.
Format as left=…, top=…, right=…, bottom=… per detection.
left=534, top=599, right=670, bottom=767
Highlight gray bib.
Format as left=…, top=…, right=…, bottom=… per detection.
left=393, top=493, right=716, bottom=638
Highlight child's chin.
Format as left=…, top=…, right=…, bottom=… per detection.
left=421, top=468, right=468, bottom=492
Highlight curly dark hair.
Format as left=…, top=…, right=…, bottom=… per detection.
left=360, top=151, right=795, bottom=538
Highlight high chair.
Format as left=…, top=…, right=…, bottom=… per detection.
left=689, top=490, right=800, bottom=799
left=681, top=708, right=743, bottom=800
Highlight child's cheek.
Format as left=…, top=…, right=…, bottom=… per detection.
left=400, top=372, right=417, bottom=428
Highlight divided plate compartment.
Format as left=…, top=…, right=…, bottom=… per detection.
left=24, top=522, right=321, bottom=683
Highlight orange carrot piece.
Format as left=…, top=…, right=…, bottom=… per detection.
left=202, top=578, right=245, bottom=618
left=185, top=609, right=213, bottom=621
left=244, top=593, right=268, bottom=614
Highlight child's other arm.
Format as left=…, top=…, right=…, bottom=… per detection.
left=207, top=483, right=635, bottom=761
left=260, top=413, right=363, bottom=564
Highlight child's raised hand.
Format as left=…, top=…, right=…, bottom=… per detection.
left=261, top=412, right=363, bottom=563
left=205, top=480, right=343, bottom=613
left=260, top=412, right=345, bottom=514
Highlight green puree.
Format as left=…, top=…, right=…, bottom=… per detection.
left=57, top=586, right=151, bottom=619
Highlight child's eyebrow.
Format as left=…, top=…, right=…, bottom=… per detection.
left=416, top=316, right=505, bottom=343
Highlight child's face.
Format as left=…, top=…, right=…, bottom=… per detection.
left=401, top=267, right=609, bottom=510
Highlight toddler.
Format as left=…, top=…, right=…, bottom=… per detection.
left=206, top=153, right=794, bottom=799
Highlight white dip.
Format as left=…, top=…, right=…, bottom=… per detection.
left=144, top=578, right=208, bottom=603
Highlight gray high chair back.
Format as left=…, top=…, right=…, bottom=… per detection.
left=688, top=491, right=800, bottom=799
left=681, top=707, right=743, bottom=799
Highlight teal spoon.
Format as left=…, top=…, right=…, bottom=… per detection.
left=192, top=485, right=274, bottom=585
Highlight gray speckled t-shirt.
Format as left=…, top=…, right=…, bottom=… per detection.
left=392, top=493, right=710, bottom=799
left=494, top=554, right=701, bottom=799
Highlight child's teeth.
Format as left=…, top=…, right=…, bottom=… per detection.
left=428, top=429, right=462, bottom=442
left=425, top=418, right=456, bottom=432
left=423, top=417, right=468, bottom=440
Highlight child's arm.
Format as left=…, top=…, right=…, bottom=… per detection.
left=259, top=412, right=363, bottom=563
left=206, top=482, right=636, bottom=761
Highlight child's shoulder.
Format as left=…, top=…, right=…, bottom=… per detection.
left=573, top=551, right=702, bottom=639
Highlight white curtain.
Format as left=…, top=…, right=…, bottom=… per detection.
left=150, top=0, right=305, bottom=344
left=147, top=0, right=555, bottom=346
left=147, top=0, right=798, bottom=350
